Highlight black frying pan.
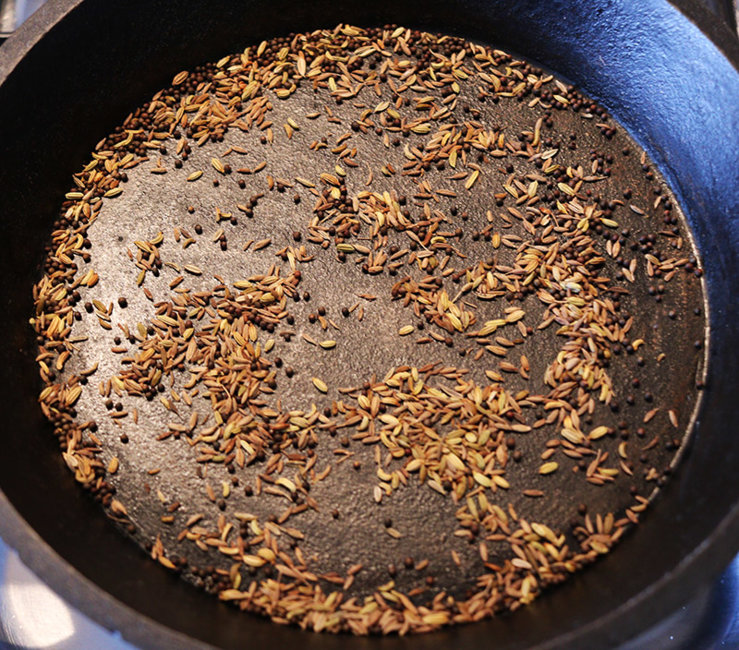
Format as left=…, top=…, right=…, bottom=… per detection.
left=0, top=1, right=737, bottom=648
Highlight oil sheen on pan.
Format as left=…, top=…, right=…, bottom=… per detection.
left=31, top=25, right=707, bottom=635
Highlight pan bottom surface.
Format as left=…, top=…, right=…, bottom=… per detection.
left=31, top=24, right=707, bottom=635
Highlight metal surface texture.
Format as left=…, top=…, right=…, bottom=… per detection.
left=54, top=50, right=706, bottom=602
left=0, top=1, right=737, bottom=649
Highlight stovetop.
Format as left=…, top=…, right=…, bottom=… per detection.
left=0, top=537, right=132, bottom=650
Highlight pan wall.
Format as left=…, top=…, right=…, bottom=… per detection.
left=0, top=1, right=737, bottom=648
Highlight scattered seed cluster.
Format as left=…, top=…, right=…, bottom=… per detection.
left=32, top=25, right=706, bottom=635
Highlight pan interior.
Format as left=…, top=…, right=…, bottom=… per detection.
left=0, top=1, right=736, bottom=649
left=32, top=22, right=706, bottom=636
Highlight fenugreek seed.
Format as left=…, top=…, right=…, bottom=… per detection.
left=492, top=475, right=510, bottom=489
left=110, top=499, right=128, bottom=516
left=312, top=377, right=328, bottom=393
left=472, top=471, right=491, bottom=487
left=276, top=477, right=296, bottom=492
left=589, top=426, right=610, bottom=440
left=539, top=462, right=559, bottom=475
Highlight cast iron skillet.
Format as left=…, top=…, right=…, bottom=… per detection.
left=0, top=1, right=737, bottom=648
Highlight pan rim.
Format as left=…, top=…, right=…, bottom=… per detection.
left=0, top=0, right=738, bottom=648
